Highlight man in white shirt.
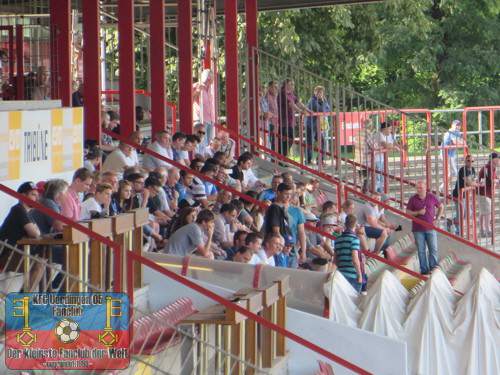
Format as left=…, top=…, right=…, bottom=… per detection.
left=102, top=141, right=137, bottom=180
left=257, top=232, right=283, bottom=266
left=142, top=130, right=173, bottom=171
left=374, top=122, right=400, bottom=193
left=213, top=203, right=237, bottom=248
left=80, top=183, right=113, bottom=220
left=245, top=232, right=263, bottom=265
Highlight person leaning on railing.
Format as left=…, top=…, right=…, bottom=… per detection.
left=450, top=155, right=480, bottom=236
left=477, top=152, right=499, bottom=237
left=354, top=119, right=384, bottom=194
left=374, top=122, right=400, bottom=193
left=0, top=182, right=44, bottom=291
left=305, top=85, right=331, bottom=167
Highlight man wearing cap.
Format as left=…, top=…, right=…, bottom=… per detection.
left=442, top=120, right=465, bottom=186
left=0, top=182, right=43, bottom=288
left=375, top=122, right=400, bottom=193
left=304, top=212, right=334, bottom=261
left=477, top=153, right=499, bottom=237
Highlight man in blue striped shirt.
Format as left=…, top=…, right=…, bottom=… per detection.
left=334, top=214, right=363, bottom=293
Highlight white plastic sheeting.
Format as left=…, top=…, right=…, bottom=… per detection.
left=326, top=269, right=500, bottom=375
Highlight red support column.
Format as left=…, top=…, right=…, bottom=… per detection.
left=82, top=0, right=101, bottom=141
left=203, top=40, right=211, bottom=70
left=150, top=0, right=166, bottom=136
left=15, top=25, right=23, bottom=100
left=245, top=0, right=259, bottom=148
left=225, top=0, right=240, bottom=154
left=118, top=0, right=136, bottom=137
left=50, top=0, right=71, bottom=106
left=177, top=0, right=193, bottom=134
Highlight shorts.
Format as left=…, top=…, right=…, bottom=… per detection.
left=477, top=195, right=492, bottom=214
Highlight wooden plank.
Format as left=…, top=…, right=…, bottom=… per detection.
left=63, top=223, right=89, bottom=243
left=132, top=207, right=149, bottom=227
left=261, top=305, right=273, bottom=368
left=89, top=240, right=104, bottom=291
left=111, top=213, right=135, bottom=235
left=66, top=243, right=82, bottom=292
left=258, top=283, right=280, bottom=306
left=86, top=218, right=112, bottom=237
left=230, top=323, right=243, bottom=375
left=244, top=319, right=258, bottom=375
left=276, top=296, right=287, bottom=357
left=274, top=275, right=291, bottom=296
left=132, top=226, right=143, bottom=288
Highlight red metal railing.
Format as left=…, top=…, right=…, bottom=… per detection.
left=0, top=183, right=123, bottom=292
left=102, top=89, right=177, bottom=133
left=0, top=187, right=370, bottom=373
left=125, top=251, right=372, bottom=375
left=104, top=128, right=440, bottom=283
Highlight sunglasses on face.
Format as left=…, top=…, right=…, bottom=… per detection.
left=197, top=131, right=206, bottom=135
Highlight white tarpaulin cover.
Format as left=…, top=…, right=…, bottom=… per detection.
left=326, top=268, right=500, bottom=375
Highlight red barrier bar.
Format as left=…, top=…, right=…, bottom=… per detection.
left=149, top=0, right=167, bottom=136
left=82, top=0, right=102, bottom=141
left=177, top=0, right=193, bottom=134
left=0, top=184, right=123, bottom=292
left=126, top=251, right=372, bottom=375
left=461, top=106, right=500, bottom=143
left=225, top=0, right=240, bottom=155
left=15, top=25, right=23, bottom=100
left=118, top=0, right=136, bottom=137
left=50, top=0, right=71, bottom=106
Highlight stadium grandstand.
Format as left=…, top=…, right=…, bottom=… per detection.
left=0, top=0, right=498, bottom=374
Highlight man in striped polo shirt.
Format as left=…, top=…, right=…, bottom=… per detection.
left=334, top=214, right=363, bottom=293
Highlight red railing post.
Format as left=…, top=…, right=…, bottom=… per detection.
left=50, top=0, right=71, bottom=106
left=177, top=0, right=193, bottom=135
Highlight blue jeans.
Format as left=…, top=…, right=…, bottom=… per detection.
left=203, top=122, right=214, bottom=145
left=305, top=124, right=325, bottom=165
left=287, top=253, right=298, bottom=269
left=375, top=160, right=385, bottom=193
left=452, top=201, right=465, bottom=236
left=413, top=230, right=438, bottom=274
left=345, top=276, right=362, bottom=293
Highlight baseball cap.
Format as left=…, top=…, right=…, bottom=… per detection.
left=36, top=181, right=46, bottom=194
left=304, top=212, right=319, bottom=221
left=381, top=193, right=391, bottom=203
left=284, top=234, right=296, bottom=245
left=321, top=215, right=338, bottom=226
left=452, top=120, right=462, bottom=125
left=17, top=181, right=37, bottom=194
left=380, top=121, right=392, bottom=129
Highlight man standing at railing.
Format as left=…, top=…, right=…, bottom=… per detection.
left=354, top=119, right=383, bottom=194
left=305, top=86, right=331, bottom=167
left=193, top=69, right=215, bottom=144
left=477, top=152, right=499, bottom=237
left=375, top=122, right=400, bottom=193
left=441, top=120, right=465, bottom=191
left=277, top=78, right=312, bottom=162
left=451, top=155, right=479, bottom=236
left=406, top=180, right=443, bottom=275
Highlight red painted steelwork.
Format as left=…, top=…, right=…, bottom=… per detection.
left=246, top=0, right=259, bottom=150
left=82, top=0, right=102, bottom=141
left=126, top=250, right=372, bottom=375
left=149, top=0, right=167, bottom=136
left=118, top=0, right=136, bottom=137
left=225, top=0, right=240, bottom=155
left=177, top=0, right=193, bottom=134
left=50, top=0, right=71, bottom=107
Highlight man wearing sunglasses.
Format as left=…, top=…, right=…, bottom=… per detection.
left=193, top=123, right=208, bottom=161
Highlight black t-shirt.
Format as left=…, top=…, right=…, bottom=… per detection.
left=230, top=165, right=244, bottom=182
left=263, top=203, right=292, bottom=238
left=452, top=166, right=475, bottom=198
left=0, top=203, right=33, bottom=246
left=147, top=195, right=162, bottom=214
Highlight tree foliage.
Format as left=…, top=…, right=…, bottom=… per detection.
left=256, top=0, right=500, bottom=110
